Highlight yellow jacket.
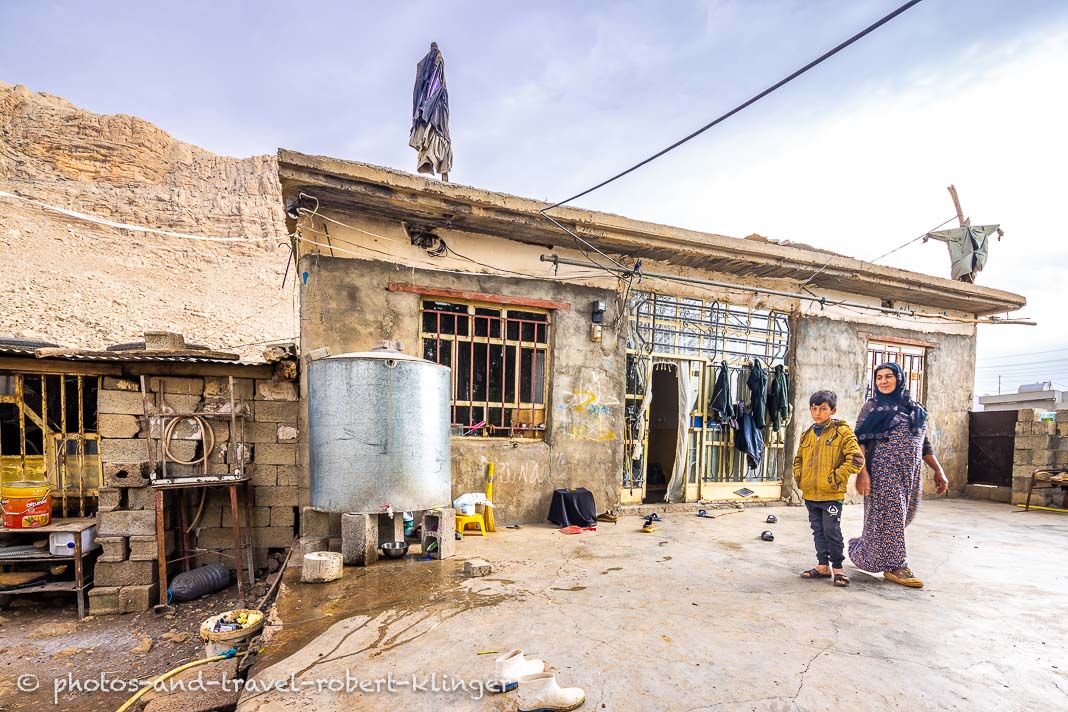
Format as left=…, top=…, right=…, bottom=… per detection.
left=793, top=419, right=864, bottom=501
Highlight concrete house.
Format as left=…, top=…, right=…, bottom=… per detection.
left=278, top=150, right=1026, bottom=525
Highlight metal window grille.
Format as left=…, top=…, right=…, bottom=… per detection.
left=420, top=299, right=550, bottom=439
left=624, top=292, right=791, bottom=488
left=0, top=372, right=101, bottom=517
left=866, top=343, right=926, bottom=402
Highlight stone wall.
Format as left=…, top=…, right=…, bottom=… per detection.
left=787, top=317, right=976, bottom=500
left=298, top=255, right=625, bottom=526
left=1008, top=408, right=1068, bottom=507
left=90, top=370, right=300, bottom=615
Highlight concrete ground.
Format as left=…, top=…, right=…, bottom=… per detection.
left=239, top=500, right=1067, bottom=711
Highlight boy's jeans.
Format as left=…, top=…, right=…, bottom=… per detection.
left=805, top=499, right=844, bottom=568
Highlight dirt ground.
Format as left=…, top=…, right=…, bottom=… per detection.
left=0, top=583, right=253, bottom=712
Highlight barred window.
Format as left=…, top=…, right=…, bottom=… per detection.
left=867, top=342, right=926, bottom=402
left=421, top=299, right=549, bottom=439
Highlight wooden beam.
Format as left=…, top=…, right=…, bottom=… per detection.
left=0, top=357, right=122, bottom=376
left=387, top=282, right=572, bottom=311
left=121, top=362, right=276, bottom=379
left=859, top=333, right=939, bottom=349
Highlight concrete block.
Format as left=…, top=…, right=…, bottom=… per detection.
left=196, top=527, right=239, bottom=551
left=100, top=438, right=151, bottom=464
left=253, top=486, right=297, bottom=507
left=98, top=488, right=124, bottom=513
left=98, top=536, right=129, bottom=563
left=328, top=537, right=342, bottom=553
left=222, top=505, right=270, bottom=528
left=98, top=509, right=157, bottom=537
left=296, top=536, right=329, bottom=561
left=275, top=465, right=300, bottom=487
left=204, top=377, right=255, bottom=400
left=99, top=390, right=151, bottom=415
left=103, top=377, right=140, bottom=392
left=256, top=380, right=298, bottom=401
left=103, top=462, right=150, bottom=488
left=341, top=513, right=377, bottom=566
left=988, top=487, right=1013, bottom=503
left=200, top=398, right=253, bottom=417
left=255, top=401, right=298, bottom=423
left=301, top=552, right=344, bottom=583
left=301, top=507, right=341, bottom=538
left=252, top=526, right=295, bottom=549
left=129, top=533, right=174, bottom=561
left=1012, top=490, right=1048, bottom=506
left=1018, top=408, right=1037, bottom=422
left=119, top=583, right=159, bottom=613
left=1041, top=421, right=1058, bottom=435
left=250, top=465, right=276, bottom=487
left=1018, top=435, right=1052, bottom=451
left=1056, top=409, right=1068, bottom=423
left=421, top=508, right=456, bottom=560
left=95, top=560, right=158, bottom=587
left=463, top=558, right=492, bottom=577
left=962, top=484, right=992, bottom=500
left=161, top=439, right=198, bottom=463
left=277, top=425, right=299, bottom=443
left=98, top=414, right=142, bottom=439
left=1058, top=423, right=1068, bottom=438
left=149, top=377, right=205, bottom=395
left=146, top=415, right=226, bottom=442
left=377, top=513, right=404, bottom=545
left=1032, top=450, right=1055, bottom=466
left=244, top=421, right=281, bottom=443
left=127, top=486, right=155, bottom=511
left=88, top=586, right=121, bottom=615
left=254, top=443, right=297, bottom=465
left=1015, top=421, right=1033, bottom=436
left=158, top=394, right=203, bottom=414
left=1055, top=451, right=1068, bottom=466
left=271, top=506, right=295, bottom=528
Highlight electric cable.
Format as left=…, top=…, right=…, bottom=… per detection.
left=541, top=0, right=925, bottom=212
left=868, top=215, right=960, bottom=264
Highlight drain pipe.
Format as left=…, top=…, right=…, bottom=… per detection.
left=538, top=254, right=1034, bottom=325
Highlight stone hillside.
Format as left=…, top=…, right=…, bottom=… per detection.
left=0, top=81, right=295, bottom=358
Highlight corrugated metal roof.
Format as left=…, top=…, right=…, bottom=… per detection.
left=0, top=344, right=266, bottom=365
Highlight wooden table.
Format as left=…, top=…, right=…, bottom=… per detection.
left=1025, top=468, right=1068, bottom=511
left=0, top=517, right=99, bottom=619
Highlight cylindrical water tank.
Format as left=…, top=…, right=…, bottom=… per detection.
left=308, top=351, right=451, bottom=514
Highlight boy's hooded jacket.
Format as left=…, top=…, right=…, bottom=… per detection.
left=793, top=419, right=864, bottom=501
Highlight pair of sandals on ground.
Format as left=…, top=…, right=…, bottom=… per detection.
left=801, top=565, right=924, bottom=588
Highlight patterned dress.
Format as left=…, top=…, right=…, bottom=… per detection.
left=847, top=401, right=928, bottom=573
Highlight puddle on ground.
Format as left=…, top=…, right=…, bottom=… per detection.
left=255, top=557, right=512, bottom=674
left=550, top=585, right=587, bottom=592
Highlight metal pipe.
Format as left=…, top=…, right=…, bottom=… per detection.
left=539, top=254, right=1034, bottom=324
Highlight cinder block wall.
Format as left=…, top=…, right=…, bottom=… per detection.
left=1009, top=408, right=1068, bottom=507
left=92, top=370, right=301, bottom=615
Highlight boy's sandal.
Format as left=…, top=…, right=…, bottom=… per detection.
left=800, top=568, right=831, bottom=579
left=833, top=573, right=850, bottom=587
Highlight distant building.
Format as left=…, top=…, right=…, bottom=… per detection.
left=978, top=381, right=1068, bottom=412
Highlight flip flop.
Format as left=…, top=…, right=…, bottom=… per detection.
left=833, top=573, right=850, bottom=587
left=641, top=523, right=657, bottom=533
left=559, top=526, right=582, bottom=535
left=800, top=568, right=831, bottom=579
left=697, top=509, right=708, bottom=518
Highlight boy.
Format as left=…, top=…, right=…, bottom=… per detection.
left=793, top=390, right=864, bottom=588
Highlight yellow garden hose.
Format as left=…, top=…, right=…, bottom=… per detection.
left=114, top=650, right=247, bottom=712
left=163, top=415, right=215, bottom=466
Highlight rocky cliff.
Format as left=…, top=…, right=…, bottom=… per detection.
left=0, top=81, right=295, bottom=357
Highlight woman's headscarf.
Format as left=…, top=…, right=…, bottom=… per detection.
left=854, top=362, right=928, bottom=442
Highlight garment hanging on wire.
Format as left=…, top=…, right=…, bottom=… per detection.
left=747, top=358, right=769, bottom=429
left=409, top=42, right=453, bottom=176
left=924, top=224, right=1001, bottom=283
left=766, top=364, right=791, bottom=431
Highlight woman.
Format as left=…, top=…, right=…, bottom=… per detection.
left=848, top=362, right=949, bottom=588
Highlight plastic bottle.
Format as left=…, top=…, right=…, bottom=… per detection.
left=403, top=512, right=414, bottom=537
left=168, top=563, right=230, bottom=602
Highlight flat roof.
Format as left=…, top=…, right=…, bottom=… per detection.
left=278, top=149, right=1026, bottom=317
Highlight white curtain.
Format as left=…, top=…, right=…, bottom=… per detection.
left=665, top=363, right=697, bottom=503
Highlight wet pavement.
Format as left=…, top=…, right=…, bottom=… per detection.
left=239, top=500, right=1068, bottom=711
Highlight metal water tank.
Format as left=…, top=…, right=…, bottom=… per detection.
left=308, top=350, right=451, bottom=513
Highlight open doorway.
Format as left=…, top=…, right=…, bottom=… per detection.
left=644, top=365, right=679, bottom=504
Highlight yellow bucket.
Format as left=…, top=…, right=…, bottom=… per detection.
left=0, top=481, right=52, bottom=528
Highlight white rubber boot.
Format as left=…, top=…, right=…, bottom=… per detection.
left=517, top=672, right=585, bottom=711
left=490, top=649, right=545, bottom=693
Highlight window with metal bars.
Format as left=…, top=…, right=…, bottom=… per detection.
left=420, top=299, right=550, bottom=438
left=867, top=342, right=926, bottom=402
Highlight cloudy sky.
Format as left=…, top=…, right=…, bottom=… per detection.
left=2, top=0, right=1066, bottom=394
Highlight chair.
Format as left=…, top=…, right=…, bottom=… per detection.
left=455, top=510, right=486, bottom=537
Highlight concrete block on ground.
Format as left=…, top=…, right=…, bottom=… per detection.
left=98, top=488, right=124, bottom=513
left=255, top=380, right=298, bottom=401
left=277, top=426, right=299, bottom=443
left=463, top=558, right=493, bottom=577
left=103, top=462, right=149, bottom=488
left=301, top=507, right=341, bottom=538
left=98, top=536, right=129, bottom=562
left=254, top=443, right=297, bottom=466
left=119, top=583, right=159, bottom=613
left=296, top=537, right=329, bottom=561
left=328, top=537, right=342, bottom=553
left=988, top=487, right=1013, bottom=503
left=149, top=377, right=205, bottom=395
left=254, top=401, right=298, bottom=423
left=95, top=560, right=158, bottom=587
left=341, top=513, right=377, bottom=566
left=962, top=484, right=992, bottom=500
left=98, top=414, right=142, bottom=439
left=99, top=390, right=151, bottom=415
left=301, top=552, right=344, bottom=583
left=88, top=586, right=121, bottom=615
left=204, top=376, right=255, bottom=400
left=377, top=513, right=404, bottom=545
left=421, top=508, right=456, bottom=560
left=98, top=509, right=157, bottom=537
left=253, top=485, right=297, bottom=507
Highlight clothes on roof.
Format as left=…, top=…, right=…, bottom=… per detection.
left=925, top=224, right=1001, bottom=282
left=409, top=43, right=453, bottom=176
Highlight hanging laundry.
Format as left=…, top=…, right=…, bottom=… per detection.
left=409, top=42, right=453, bottom=176
left=708, top=361, right=732, bottom=422
left=924, top=224, right=1002, bottom=283
left=733, top=402, right=765, bottom=470
left=766, top=364, right=791, bottom=431
left=747, top=358, right=768, bottom=429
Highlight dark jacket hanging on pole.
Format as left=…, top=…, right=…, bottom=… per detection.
left=409, top=42, right=453, bottom=176
left=708, top=361, right=732, bottom=422
left=747, top=358, right=768, bottom=429
left=766, top=364, right=791, bottom=431
left=734, top=402, right=765, bottom=471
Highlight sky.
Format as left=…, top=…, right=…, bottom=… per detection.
left=2, top=0, right=1066, bottom=396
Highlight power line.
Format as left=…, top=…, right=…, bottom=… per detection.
left=541, top=0, right=924, bottom=212
left=976, top=358, right=1068, bottom=371
left=868, top=215, right=959, bottom=264
left=977, top=347, right=1068, bottom=362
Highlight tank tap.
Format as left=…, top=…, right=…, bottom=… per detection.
left=381, top=503, right=395, bottom=519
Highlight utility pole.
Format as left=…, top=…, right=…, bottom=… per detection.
left=998, top=374, right=1001, bottom=395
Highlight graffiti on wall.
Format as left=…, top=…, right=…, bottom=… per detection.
left=556, top=370, right=618, bottom=442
